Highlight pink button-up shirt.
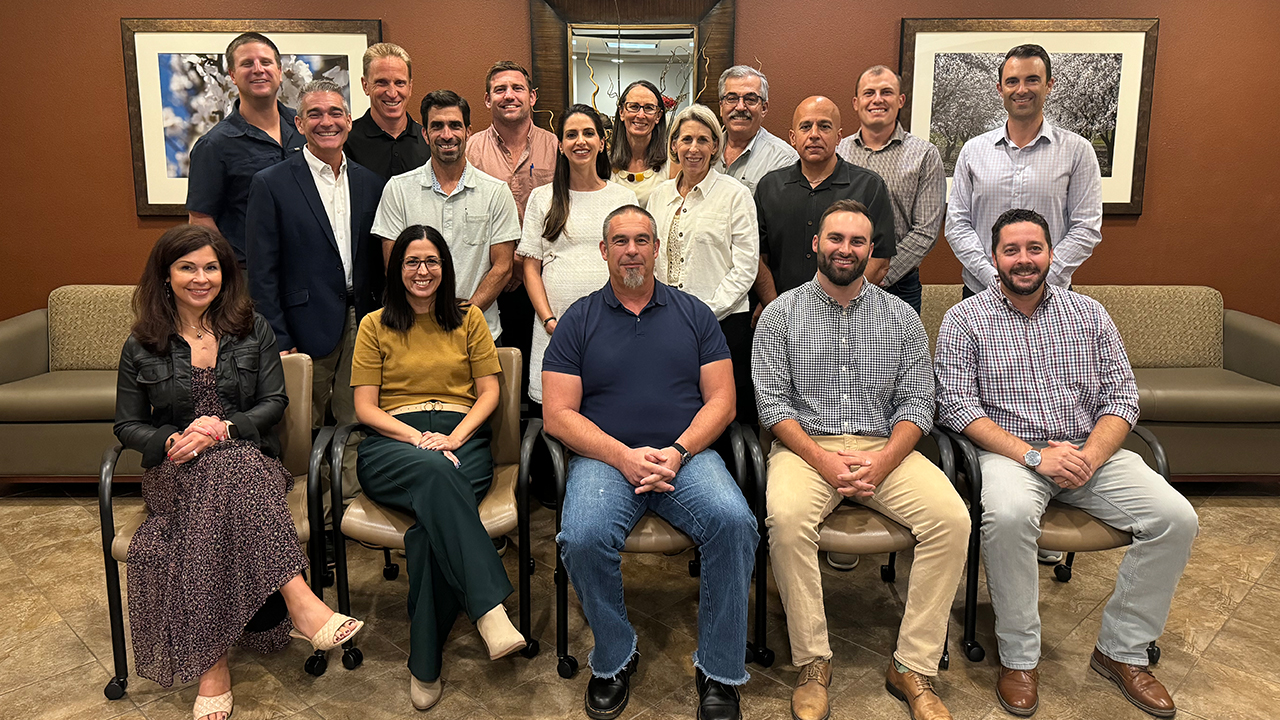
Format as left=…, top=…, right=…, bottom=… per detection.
left=466, top=123, right=558, bottom=223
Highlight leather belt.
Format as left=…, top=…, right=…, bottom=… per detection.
left=389, top=401, right=473, bottom=416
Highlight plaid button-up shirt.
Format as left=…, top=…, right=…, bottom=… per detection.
left=752, top=278, right=935, bottom=437
left=934, top=285, right=1140, bottom=442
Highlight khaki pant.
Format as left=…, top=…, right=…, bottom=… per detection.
left=313, top=306, right=360, bottom=522
left=766, top=435, right=969, bottom=675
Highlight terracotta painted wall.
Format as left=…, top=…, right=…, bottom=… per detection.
left=2, top=0, right=1278, bottom=322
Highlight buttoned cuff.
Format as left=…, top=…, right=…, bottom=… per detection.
left=1096, top=405, right=1140, bottom=428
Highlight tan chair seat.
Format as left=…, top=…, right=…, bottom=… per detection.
left=340, top=464, right=520, bottom=550
left=0, top=370, right=117, bottom=422
left=818, top=505, right=916, bottom=555
left=1037, top=502, right=1131, bottom=553
left=111, top=480, right=312, bottom=562
left=622, top=514, right=695, bottom=554
left=1135, top=367, right=1280, bottom=423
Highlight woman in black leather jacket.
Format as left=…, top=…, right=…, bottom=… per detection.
left=114, top=225, right=363, bottom=720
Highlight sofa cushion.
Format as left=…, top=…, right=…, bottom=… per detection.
left=1135, top=368, right=1280, bottom=422
left=47, top=285, right=135, bottom=372
left=1076, top=286, right=1223, bottom=368
left=0, top=371, right=117, bottom=421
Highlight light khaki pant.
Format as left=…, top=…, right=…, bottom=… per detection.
left=766, top=435, right=970, bottom=675
left=313, top=306, right=360, bottom=522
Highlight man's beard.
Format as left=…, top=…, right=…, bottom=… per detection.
left=622, top=267, right=645, bottom=289
left=817, top=251, right=868, bottom=286
left=998, top=262, right=1047, bottom=296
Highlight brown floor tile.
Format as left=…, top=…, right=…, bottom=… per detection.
left=0, top=571, right=62, bottom=633
left=829, top=665, right=993, bottom=720
left=0, top=662, right=139, bottom=720
left=310, top=666, right=481, bottom=719
left=636, top=670, right=790, bottom=720
left=1256, top=558, right=1280, bottom=589
left=0, top=494, right=82, bottom=523
left=137, top=660, right=308, bottom=720
left=1174, top=657, right=1280, bottom=720
left=1200, top=616, right=1280, bottom=686
left=10, top=532, right=105, bottom=589
left=254, top=629, right=407, bottom=707
left=0, top=503, right=98, bottom=556
left=0, top=620, right=99, bottom=696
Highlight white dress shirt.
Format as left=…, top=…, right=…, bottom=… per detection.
left=945, top=120, right=1103, bottom=292
left=303, top=146, right=353, bottom=290
left=647, top=168, right=759, bottom=320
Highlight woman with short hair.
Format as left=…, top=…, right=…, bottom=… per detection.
left=115, top=224, right=362, bottom=720
left=648, top=103, right=760, bottom=421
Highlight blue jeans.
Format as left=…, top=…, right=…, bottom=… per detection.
left=557, top=450, right=759, bottom=684
left=883, top=268, right=922, bottom=314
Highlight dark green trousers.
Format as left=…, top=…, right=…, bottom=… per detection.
left=357, top=411, right=512, bottom=682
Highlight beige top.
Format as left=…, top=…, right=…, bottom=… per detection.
left=351, top=304, right=501, bottom=412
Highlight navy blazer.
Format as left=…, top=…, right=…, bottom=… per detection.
left=246, top=151, right=387, bottom=357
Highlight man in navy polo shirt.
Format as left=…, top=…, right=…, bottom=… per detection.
left=543, top=205, right=758, bottom=720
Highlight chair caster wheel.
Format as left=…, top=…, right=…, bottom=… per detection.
left=880, top=564, right=896, bottom=582
left=963, top=641, right=985, bottom=663
left=342, top=647, right=363, bottom=669
left=940, top=648, right=950, bottom=670
left=103, top=677, right=127, bottom=700
left=557, top=655, right=579, bottom=678
left=323, top=568, right=335, bottom=588
left=304, top=653, right=328, bottom=676
left=521, top=638, right=541, bottom=658
left=383, top=563, right=400, bottom=581
left=754, top=646, right=775, bottom=668
left=688, top=559, right=701, bottom=577
left=1053, top=564, right=1072, bottom=582
left=1147, top=644, right=1161, bottom=665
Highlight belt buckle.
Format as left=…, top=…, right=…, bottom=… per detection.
left=430, top=400, right=443, bottom=412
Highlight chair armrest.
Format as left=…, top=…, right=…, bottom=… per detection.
left=928, top=426, right=957, bottom=487
left=1224, top=309, right=1280, bottom=387
left=1129, top=425, right=1170, bottom=482
left=330, top=423, right=368, bottom=532
left=740, top=426, right=769, bottom=526
left=937, top=427, right=982, bottom=508
left=540, top=428, right=570, bottom=531
left=98, top=444, right=125, bottom=560
left=726, top=422, right=747, bottom=495
left=0, top=309, right=49, bottom=385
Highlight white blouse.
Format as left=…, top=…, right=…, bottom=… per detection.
left=647, top=168, right=759, bottom=320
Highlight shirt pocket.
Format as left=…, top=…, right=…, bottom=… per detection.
left=231, top=347, right=261, bottom=400
left=461, top=205, right=490, bottom=245
left=135, top=359, right=173, bottom=410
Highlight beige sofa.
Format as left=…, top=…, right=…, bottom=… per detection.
left=922, top=285, right=1280, bottom=477
left=0, top=285, right=142, bottom=477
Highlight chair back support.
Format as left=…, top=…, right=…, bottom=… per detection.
left=47, top=285, right=136, bottom=371
left=491, top=348, right=522, bottom=466
left=277, top=353, right=313, bottom=477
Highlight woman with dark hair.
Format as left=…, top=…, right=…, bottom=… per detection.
left=519, top=104, right=636, bottom=405
left=115, top=224, right=362, bottom=720
left=608, top=79, right=675, bottom=206
left=351, top=224, right=526, bottom=711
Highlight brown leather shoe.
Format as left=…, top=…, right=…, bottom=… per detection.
left=1090, top=648, right=1176, bottom=718
left=791, top=659, right=831, bottom=720
left=996, top=665, right=1039, bottom=716
left=885, top=662, right=953, bottom=720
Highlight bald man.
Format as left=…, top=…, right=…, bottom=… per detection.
left=753, top=96, right=897, bottom=317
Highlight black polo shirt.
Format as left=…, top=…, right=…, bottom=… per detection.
left=542, top=281, right=730, bottom=449
left=755, top=157, right=898, bottom=295
left=344, top=110, right=430, bottom=180
left=186, top=100, right=304, bottom=265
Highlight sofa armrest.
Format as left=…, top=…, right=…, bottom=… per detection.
left=0, top=309, right=50, bottom=385
left=1224, top=309, right=1280, bottom=387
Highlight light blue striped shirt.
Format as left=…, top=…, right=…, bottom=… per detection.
left=945, top=120, right=1102, bottom=293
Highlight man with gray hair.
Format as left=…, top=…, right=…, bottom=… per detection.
left=246, top=79, right=387, bottom=513
left=715, top=65, right=798, bottom=192
left=836, top=65, right=945, bottom=315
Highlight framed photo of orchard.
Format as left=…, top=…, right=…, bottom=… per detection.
left=900, top=18, right=1159, bottom=215
left=121, top=18, right=381, bottom=216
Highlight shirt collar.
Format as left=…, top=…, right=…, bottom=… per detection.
left=422, top=160, right=475, bottom=195
left=223, top=99, right=296, bottom=139
left=358, top=109, right=422, bottom=139
left=602, top=279, right=669, bottom=311
left=303, top=145, right=347, bottom=178
left=665, top=168, right=722, bottom=205
left=805, top=274, right=870, bottom=308
left=783, top=157, right=850, bottom=188
left=855, top=122, right=906, bottom=150
left=989, top=281, right=1060, bottom=316
left=997, top=118, right=1055, bottom=149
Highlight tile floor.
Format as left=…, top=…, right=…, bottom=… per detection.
left=1, top=480, right=1278, bottom=720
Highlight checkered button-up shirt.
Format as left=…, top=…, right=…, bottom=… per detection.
left=934, top=285, right=1140, bottom=442
left=753, top=278, right=935, bottom=437
left=837, top=124, right=946, bottom=286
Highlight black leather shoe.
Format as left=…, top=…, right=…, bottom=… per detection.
left=696, top=668, right=742, bottom=720
left=585, top=656, right=638, bottom=720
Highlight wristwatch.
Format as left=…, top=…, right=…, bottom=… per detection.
left=224, top=420, right=239, bottom=440
left=671, top=442, right=692, bottom=467
left=1023, top=448, right=1042, bottom=469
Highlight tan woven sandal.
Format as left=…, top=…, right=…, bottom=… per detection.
left=192, top=690, right=233, bottom=720
left=290, top=612, right=364, bottom=651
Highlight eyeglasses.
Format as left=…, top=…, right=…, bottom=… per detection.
left=403, top=257, right=441, bottom=271
left=719, top=93, right=763, bottom=108
left=623, top=102, right=661, bottom=116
